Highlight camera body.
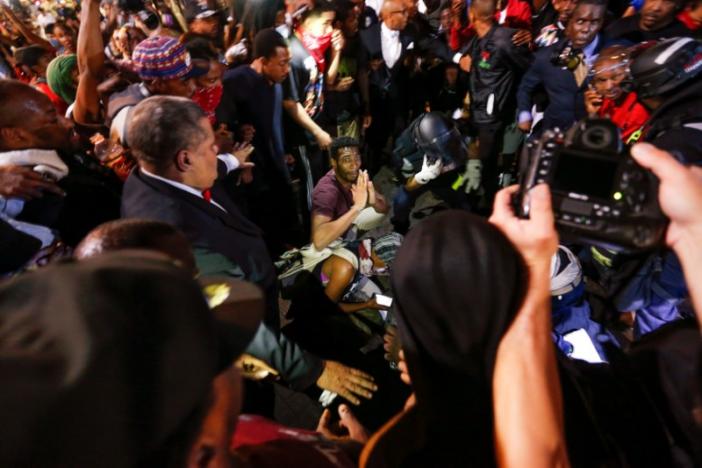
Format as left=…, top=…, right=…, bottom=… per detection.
left=513, top=118, right=667, bottom=252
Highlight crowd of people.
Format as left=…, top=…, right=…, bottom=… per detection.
left=0, top=0, right=701, bottom=465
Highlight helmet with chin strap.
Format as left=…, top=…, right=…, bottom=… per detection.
left=630, top=37, right=702, bottom=99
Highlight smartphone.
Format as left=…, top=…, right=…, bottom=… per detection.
left=375, top=294, right=393, bottom=308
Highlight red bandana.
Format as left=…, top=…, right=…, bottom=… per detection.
left=296, top=27, right=332, bottom=73
left=192, top=83, right=224, bottom=125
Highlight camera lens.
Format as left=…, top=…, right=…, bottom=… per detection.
left=581, top=125, right=613, bottom=150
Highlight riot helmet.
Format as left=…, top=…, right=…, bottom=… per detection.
left=630, top=37, right=702, bottom=99
left=412, top=112, right=468, bottom=166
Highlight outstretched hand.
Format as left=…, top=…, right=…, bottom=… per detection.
left=232, top=141, right=255, bottom=169
left=316, top=404, right=370, bottom=443
left=512, top=29, right=532, bottom=47
left=316, top=360, right=377, bottom=406
left=0, top=166, right=65, bottom=199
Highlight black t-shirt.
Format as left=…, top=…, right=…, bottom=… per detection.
left=219, top=65, right=289, bottom=189
left=605, top=15, right=696, bottom=44
left=283, top=35, right=325, bottom=147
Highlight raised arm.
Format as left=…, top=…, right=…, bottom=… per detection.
left=489, top=184, right=569, bottom=468
left=0, top=4, right=54, bottom=52
left=73, top=0, right=104, bottom=124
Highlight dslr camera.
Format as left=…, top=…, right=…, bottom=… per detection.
left=513, top=118, right=667, bottom=252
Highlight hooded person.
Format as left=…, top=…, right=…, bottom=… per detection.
left=46, top=54, right=78, bottom=109
left=362, top=210, right=528, bottom=467
left=0, top=251, right=263, bottom=467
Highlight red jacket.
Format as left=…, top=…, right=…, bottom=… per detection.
left=598, top=92, right=650, bottom=143
left=449, top=0, right=532, bottom=51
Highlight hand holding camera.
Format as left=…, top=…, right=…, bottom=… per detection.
left=631, top=143, right=702, bottom=253
left=491, top=184, right=559, bottom=269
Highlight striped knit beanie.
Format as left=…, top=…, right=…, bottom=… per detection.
left=132, top=36, right=193, bottom=81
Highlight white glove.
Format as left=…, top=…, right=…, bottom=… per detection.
left=464, top=159, right=482, bottom=193
left=414, top=155, right=443, bottom=185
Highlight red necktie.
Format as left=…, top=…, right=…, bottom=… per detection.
left=201, top=189, right=212, bottom=203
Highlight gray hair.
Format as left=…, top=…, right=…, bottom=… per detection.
left=127, top=96, right=208, bottom=171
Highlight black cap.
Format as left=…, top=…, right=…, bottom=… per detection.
left=0, top=251, right=262, bottom=466
left=631, top=37, right=702, bottom=99
left=184, top=0, right=220, bottom=22
left=14, top=45, right=50, bottom=67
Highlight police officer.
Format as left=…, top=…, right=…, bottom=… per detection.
left=630, top=37, right=702, bottom=160
left=391, top=112, right=470, bottom=234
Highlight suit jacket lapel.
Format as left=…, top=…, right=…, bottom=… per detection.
left=137, top=171, right=261, bottom=237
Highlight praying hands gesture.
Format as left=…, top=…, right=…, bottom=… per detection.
left=352, top=170, right=389, bottom=214
left=352, top=170, right=370, bottom=210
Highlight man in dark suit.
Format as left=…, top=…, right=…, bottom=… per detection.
left=516, top=0, right=608, bottom=134
left=359, top=0, right=454, bottom=174
left=121, top=95, right=378, bottom=404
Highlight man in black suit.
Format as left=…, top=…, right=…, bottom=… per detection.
left=359, top=0, right=454, bottom=174
left=517, top=0, right=608, bottom=134
left=121, top=95, right=378, bottom=404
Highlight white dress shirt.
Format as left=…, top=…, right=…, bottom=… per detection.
left=381, top=22, right=402, bottom=69
left=140, top=154, right=241, bottom=213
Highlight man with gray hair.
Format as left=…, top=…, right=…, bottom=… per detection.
left=122, top=97, right=262, bottom=294
left=121, top=95, right=378, bottom=404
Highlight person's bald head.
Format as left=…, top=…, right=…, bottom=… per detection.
left=75, top=219, right=197, bottom=276
left=380, top=0, right=409, bottom=30
left=470, top=0, right=497, bottom=22
left=0, top=80, right=75, bottom=152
